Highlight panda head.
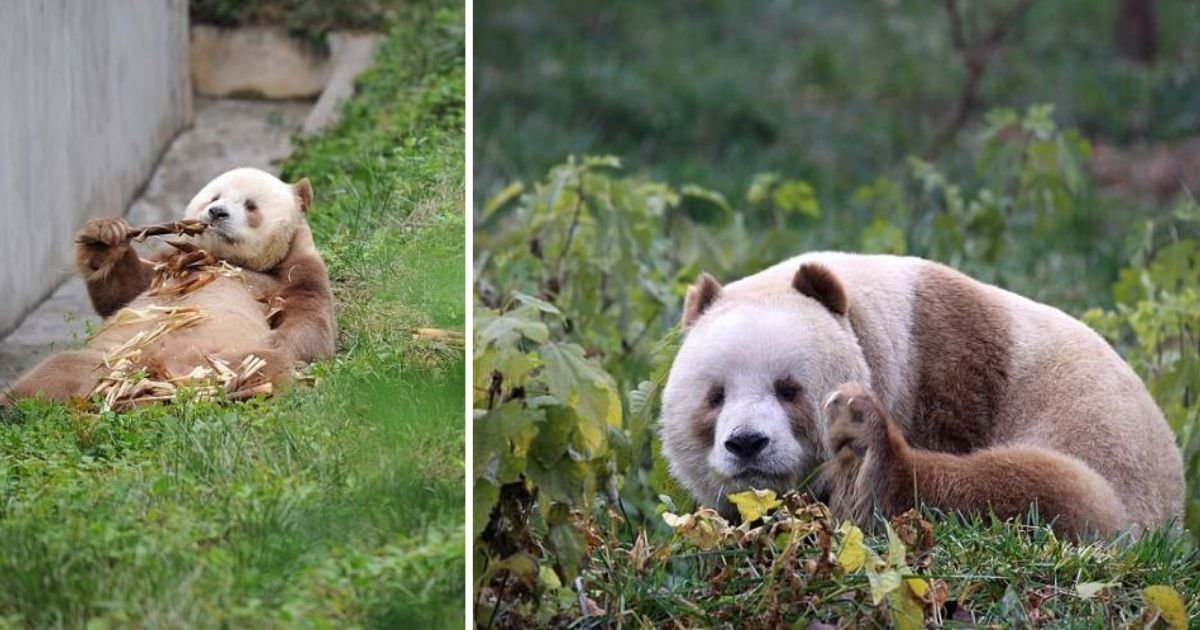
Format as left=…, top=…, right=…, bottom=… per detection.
left=183, top=167, right=313, bottom=272
left=659, top=262, right=870, bottom=517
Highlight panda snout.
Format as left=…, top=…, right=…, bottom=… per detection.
left=724, top=431, right=770, bottom=458
left=205, top=205, right=231, bottom=223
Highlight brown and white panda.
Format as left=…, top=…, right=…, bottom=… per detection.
left=660, top=252, right=1185, bottom=538
left=2, top=167, right=335, bottom=407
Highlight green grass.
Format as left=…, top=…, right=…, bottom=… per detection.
left=0, top=2, right=464, bottom=627
left=564, top=503, right=1200, bottom=627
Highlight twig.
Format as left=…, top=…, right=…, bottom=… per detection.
left=549, top=180, right=586, bottom=297
left=127, top=220, right=207, bottom=242
left=928, top=0, right=1036, bottom=158
left=413, top=328, right=466, bottom=344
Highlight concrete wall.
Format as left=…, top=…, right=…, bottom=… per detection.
left=0, top=0, right=191, bottom=336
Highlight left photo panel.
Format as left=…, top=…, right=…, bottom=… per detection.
left=0, top=1, right=466, bottom=626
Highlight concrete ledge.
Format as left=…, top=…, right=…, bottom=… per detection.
left=190, top=25, right=332, bottom=99
left=303, top=32, right=382, bottom=134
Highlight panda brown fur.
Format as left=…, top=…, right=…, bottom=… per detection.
left=3, top=167, right=335, bottom=406
left=659, top=253, right=1184, bottom=539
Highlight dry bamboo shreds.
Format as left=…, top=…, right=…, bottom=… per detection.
left=259, top=295, right=286, bottom=325
left=74, top=220, right=207, bottom=247
left=414, top=328, right=465, bottom=345
left=150, top=242, right=245, bottom=299
left=126, top=220, right=207, bottom=243
left=90, top=305, right=207, bottom=351
left=89, top=352, right=274, bottom=412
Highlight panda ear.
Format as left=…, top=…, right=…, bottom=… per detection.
left=293, top=178, right=313, bottom=214
left=792, top=262, right=848, bottom=316
left=682, top=272, right=722, bottom=329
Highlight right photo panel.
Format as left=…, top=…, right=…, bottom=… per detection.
left=472, top=1, right=1200, bottom=626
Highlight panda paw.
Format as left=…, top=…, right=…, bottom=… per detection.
left=77, top=217, right=131, bottom=248
left=824, top=382, right=891, bottom=460
left=75, top=217, right=132, bottom=272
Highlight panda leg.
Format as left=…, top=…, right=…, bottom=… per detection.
left=822, top=382, right=1128, bottom=539
left=6, top=351, right=104, bottom=403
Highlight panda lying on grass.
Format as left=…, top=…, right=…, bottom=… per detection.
left=660, top=254, right=1184, bottom=539
left=3, top=168, right=335, bottom=410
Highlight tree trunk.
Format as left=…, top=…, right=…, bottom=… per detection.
left=1116, top=0, right=1158, bottom=64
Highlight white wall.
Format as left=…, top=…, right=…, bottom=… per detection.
left=0, top=0, right=191, bottom=336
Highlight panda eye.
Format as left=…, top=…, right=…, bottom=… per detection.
left=705, top=385, right=725, bottom=410
left=245, top=199, right=257, bottom=212
left=774, top=378, right=801, bottom=403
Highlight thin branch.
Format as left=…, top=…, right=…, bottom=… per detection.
left=928, top=0, right=1036, bottom=158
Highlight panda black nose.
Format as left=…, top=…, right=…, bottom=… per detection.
left=206, top=206, right=230, bottom=222
left=725, top=432, right=770, bottom=458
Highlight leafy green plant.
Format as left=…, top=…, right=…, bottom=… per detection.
left=473, top=298, right=624, bottom=622
left=1085, top=204, right=1200, bottom=538
left=474, top=135, right=1200, bottom=624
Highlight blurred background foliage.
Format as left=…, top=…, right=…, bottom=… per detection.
left=474, top=0, right=1200, bottom=624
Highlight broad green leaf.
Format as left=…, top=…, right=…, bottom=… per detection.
left=727, top=488, right=782, bottom=522
left=539, top=342, right=619, bottom=429
left=488, top=552, right=538, bottom=583
left=885, top=521, right=907, bottom=568
left=473, top=403, right=543, bottom=484
left=539, top=565, right=563, bottom=590
left=548, top=521, right=586, bottom=582
left=771, top=180, right=820, bottom=218
left=476, top=307, right=549, bottom=346
left=513, top=292, right=563, bottom=317
left=746, top=172, right=780, bottom=205
left=472, top=478, right=499, bottom=539
left=1143, top=585, right=1187, bottom=629
left=681, top=184, right=731, bottom=213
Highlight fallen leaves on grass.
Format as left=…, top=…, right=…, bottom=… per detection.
left=727, top=488, right=782, bottom=522
left=1142, top=585, right=1187, bottom=629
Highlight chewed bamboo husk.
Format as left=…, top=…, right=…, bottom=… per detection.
left=90, top=353, right=275, bottom=412
left=259, top=295, right=286, bottom=326
left=90, top=305, right=207, bottom=352
left=74, top=220, right=207, bottom=245
left=149, top=241, right=245, bottom=299
left=127, top=220, right=207, bottom=242
left=414, top=328, right=466, bottom=345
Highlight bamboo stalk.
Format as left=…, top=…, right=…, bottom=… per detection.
left=126, top=220, right=207, bottom=242
left=414, top=328, right=466, bottom=343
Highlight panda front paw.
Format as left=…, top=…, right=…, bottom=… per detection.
left=824, top=382, right=871, bottom=458
left=824, top=382, right=899, bottom=461
left=75, top=217, right=132, bottom=272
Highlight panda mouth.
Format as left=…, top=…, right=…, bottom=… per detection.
left=728, top=468, right=787, bottom=489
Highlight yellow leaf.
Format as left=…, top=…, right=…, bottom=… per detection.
left=1143, top=585, right=1187, bottom=630
left=836, top=522, right=867, bottom=573
left=889, top=582, right=926, bottom=630
left=905, top=577, right=929, bottom=599
left=885, top=521, right=907, bottom=568
left=727, top=488, right=782, bottom=522
left=539, top=565, right=562, bottom=590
